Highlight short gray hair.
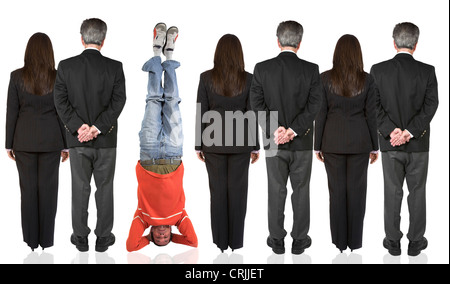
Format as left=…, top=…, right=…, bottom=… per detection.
left=80, top=18, right=107, bottom=46
left=276, top=21, right=303, bottom=48
left=393, top=22, right=419, bottom=50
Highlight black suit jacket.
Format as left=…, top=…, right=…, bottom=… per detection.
left=314, top=71, right=379, bottom=154
left=370, top=53, right=439, bottom=152
left=195, top=70, right=260, bottom=154
left=5, top=69, right=67, bottom=152
left=54, top=49, right=126, bottom=148
left=250, top=51, right=323, bottom=151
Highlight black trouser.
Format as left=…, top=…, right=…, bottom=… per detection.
left=69, top=147, right=116, bottom=239
left=323, top=152, right=369, bottom=251
left=204, top=152, right=251, bottom=251
left=15, top=151, right=61, bottom=249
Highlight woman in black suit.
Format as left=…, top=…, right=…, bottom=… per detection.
left=314, top=34, right=379, bottom=253
left=5, top=33, right=68, bottom=251
left=196, top=34, right=260, bottom=252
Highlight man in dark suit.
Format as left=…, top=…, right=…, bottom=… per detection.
left=54, top=18, right=126, bottom=252
left=370, top=22, right=438, bottom=257
left=250, top=21, right=322, bottom=255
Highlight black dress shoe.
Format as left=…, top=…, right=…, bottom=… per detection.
left=267, top=236, right=285, bottom=254
left=96, top=233, right=115, bottom=253
left=292, top=235, right=312, bottom=255
left=71, top=234, right=89, bottom=252
left=383, top=238, right=401, bottom=256
left=408, top=237, right=428, bottom=257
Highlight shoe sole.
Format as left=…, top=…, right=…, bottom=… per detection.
left=388, top=249, right=401, bottom=256
left=153, top=22, right=167, bottom=38
left=153, top=22, right=167, bottom=49
left=95, top=246, right=109, bottom=253
left=163, top=26, right=178, bottom=55
left=407, top=250, right=420, bottom=257
left=76, top=245, right=89, bottom=252
left=292, top=248, right=304, bottom=255
left=272, top=248, right=285, bottom=254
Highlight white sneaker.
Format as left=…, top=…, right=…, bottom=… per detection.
left=163, top=26, right=178, bottom=58
left=153, top=23, right=167, bottom=55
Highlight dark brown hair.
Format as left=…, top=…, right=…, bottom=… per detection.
left=211, top=34, right=247, bottom=97
left=329, top=34, right=366, bottom=97
left=21, top=33, right=56, bottom=96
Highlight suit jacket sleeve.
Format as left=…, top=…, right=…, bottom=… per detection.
left=289, top=65, right=323, bottom=136
left=370, top=66, right=397, bottom=138
left=405, top=67, right=439, bottom=138
left=195, top=74, right=208, bottom=151
left=314, top=78, right=328, bottom=151
left=5, top=72, right=19, bottom=149
left=54, top=63, right=85, bottom=134
left=92, top=63, right=127, bottom=134
left=365, top=75, right=379, bottom=151
left=57, top=115, right=68, bottom=149
left=172, top=213, right=198, bottom=247
left=246, top=82, right=260, bottom=151
left=250, top=64, right=273, bottom=138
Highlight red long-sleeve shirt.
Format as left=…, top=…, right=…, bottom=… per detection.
left=126, top=161, right=198, bottom=252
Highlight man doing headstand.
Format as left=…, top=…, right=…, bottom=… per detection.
left=126, top=23, right=197, bottom=252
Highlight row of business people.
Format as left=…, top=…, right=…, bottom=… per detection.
left=195, top=21, right=437, bottom=257
left=5, top=19, right=438, bottom=257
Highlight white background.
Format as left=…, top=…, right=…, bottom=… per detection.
left=0, top=0, right=448, bottom=264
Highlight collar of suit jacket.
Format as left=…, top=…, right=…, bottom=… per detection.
left=395, top=52, right=414, bottom=59
left=82, top=48, right=101, bottom=55
left=278, top=51, right=298, bottom=58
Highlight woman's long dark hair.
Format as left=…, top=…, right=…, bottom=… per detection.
left=211, top=34, right=247, bottom=97
left=21, top=33, right=56, bottom=96
left=329, top=34, right=366, bottom=97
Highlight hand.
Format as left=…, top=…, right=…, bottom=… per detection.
left=77, top=124, right=90, bottom=142
left=274, top=127, right=287, bottom=145
left=87, top=126, right=100, bottom=140
left=274, top=127, right=295, bottom=145
left=390, top=129, right=411, bottom=147
left=390, top=128, right=402, bottom=140
left=315, top=152, right=324, bottom=162
left=389, top=128, right=405, bottom=146
left=196, top=151, right=205, bottom=162
left=6, top=150, right=15, bottom=161
left=61, top=151, right=69, bottom=162
left=251, top=152, right=260, bottom=164
left=279, top=128, right=295, bottom=144
left=369, top=152, right=379, bottom=164
left=398, top=130, right=411, bottom=145
left=78, top=125, right=99, bottom=143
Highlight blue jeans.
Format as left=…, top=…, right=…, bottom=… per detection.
left=139, top=56, right=183, bottom=161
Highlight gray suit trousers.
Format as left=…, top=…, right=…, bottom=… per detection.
left=265, top=150, right=312, bottom=240
left=382, top=151, right=429, bottom=242
left=69, top=147, right=117, bottom=238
